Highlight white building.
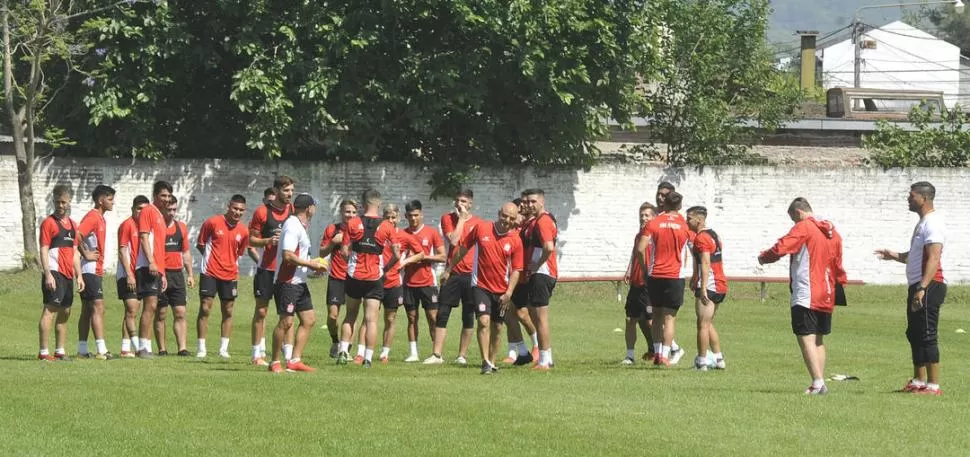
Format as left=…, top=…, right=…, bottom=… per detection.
left=820, top=21, right=966, bottom=107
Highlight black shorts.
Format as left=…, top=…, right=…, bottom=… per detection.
left=253, top=268, right=276, bottom=301
left=158, top=270, right=187, bottom=307
left=511, top=283, right=530, bottom=309
left=117, top=276, right=137, bottom=301
left=346, top=277, right=384, bottom=300
left=694, top=288, right=727, bottom=305
left=625, top=285, right=652, bottom=319
left=646, top=277, right=686, bottom=310
left=274, top=283, right=313, bottom=317
left=471, top=287, right=506, bottom=321
left=383, top=286, right=405, bottom=310
left=199, top=274, right=238, bottom=301
left=527, top=274, right=557, bottom=307
left=136, top=267, right=162, bottom=299
left=41, top=271, right=74, bottom=308
left=791, top=306, right=832, bottom=336
left=326, top=276, right=346, bottom=306
left=404, top=286, right=439, bottom=311
left=440, top=273, right=475, bottom=307
left=79, top=273, right=104, bottom=301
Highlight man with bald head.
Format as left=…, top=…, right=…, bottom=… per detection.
left=442, top=202, right=524, bottom=375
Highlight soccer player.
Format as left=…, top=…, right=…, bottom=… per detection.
left=320, top=199, right=354, bottom=358
left=373, top=204, right=425, bottom=363
left=76, top=184, right=115, bottom=360
left=637, top=191, right=692, bottom=367
left=402, top=200, right=446, bottom=362
left=876, top=181, right=947, bottom=395
left=248, top=176, right=295, bottom=365
left=652, top=182, right=686, bottom=362
left=268, top=194, right=329, bottom=373
left=506, top=194, right=540, bottom=365
left=38, top=185, right=84, bottom=361
left=521, top=189, right=558, bottom=370
left=155, top=196, right=195, bottom=356
left=443, top=202, right=524, bottom=374
left=686, top=206, right=728, bottom=370
left=118, top=196, right=149, bottom=357
left=246, top=186, right=277, bottom=264
left=759, top=197, right=845, bottom=395
left=135, top=181, right=173, bottom=358
left=196, top=194, right=250, bottom=359
left=621, top=202, right=655, bottom=365
left=336, top=189, right=399, bottom=367
left=427, top=189, right=480, bottom=364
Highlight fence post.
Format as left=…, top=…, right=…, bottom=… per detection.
left=760, top=282, right=767, bottom=303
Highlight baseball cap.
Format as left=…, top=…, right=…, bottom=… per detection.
left=293, top=193, right=317, bottom=209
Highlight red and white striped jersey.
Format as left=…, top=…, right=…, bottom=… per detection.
left=40, top=215, right=78, bottom=279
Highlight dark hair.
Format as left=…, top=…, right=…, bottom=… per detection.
left=52, top=184, right=72, bottom=199
left=91, top=185, right=115, bottom=202
left=229, top=194, right=247, bottom=204
left=361, top=189, right=382, bottom=207
left=663, top=191, right=683, bottom=211
left=133, top=195, right=150, bottom=207
left=521, top=188, right=545, bottom=197
left=512, top=197, right=522, bottom=206
left=456, top=188, right=474, bottom=200
left=658, top=181, right=675, bottom=192
left=273, top=175, right=295, bottom=190
left=788, top=197, right=813, bottom=213
left=686, top=206, right=707, bottom=217
left=168, top=195, right=178, bottom=205
left=405, top=199, right=423, bottom=212
left=911, top=181, right=936, bottom=201
left=263, top=187, right=275, bottom=198
left=153, top=180, right=173, bottom=197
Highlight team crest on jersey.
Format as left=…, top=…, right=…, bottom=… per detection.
left=478, top=303, right=486, bottom=312
left=482, top=236, right=491, bottom=242
left=503, top=243, right=511, bottom=252
left=421, top=239, right=429, bottom=246
left=217, top=230, right=224, bottom=236
left=235, top=234, right=243, bottom=243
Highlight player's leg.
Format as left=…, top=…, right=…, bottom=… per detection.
left=337, top=279, right=362, bottom=364
left=325, top=277, right=344, bottom=358
left=488, top=312, right=504, bottom=372
left=155, top=303, right=169, bottom=354
left=54, top=305, right=72, bottom=360
left=380, top=301, right=398, bottom=364
left=362, top=284, right=383, bottom=366
left=136, top=268, right=160, bottom=356
left=90, top=297, right=109, bottom=358
left=423, top=288, right=438, bottom=345
left=291, top=308, right=316, bottom=366
left=38, top=304, right=56, bottom=359
left=77, top=299, right=92, bottom=357
left=251, top=269, right=273, bottom=361
left=694, top=294, right=713, bottom=370
left=122, top=297, right=140, bottom=357
left=173, top=303, right=188, bottom=355
left=516, top=306, right=538, bottom=360
left=219, top=296, right=235, bottom=358
left=196, top=294, right=215, bottom=357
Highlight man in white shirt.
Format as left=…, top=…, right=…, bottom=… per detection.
left=268, top=194, right=328, bottom=373
left=876, top=181, right=947, bottom=396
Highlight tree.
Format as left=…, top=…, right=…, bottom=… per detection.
left=640, top=0, right=802, bottom=166
left=863, top=104, right=970, bottom=167
left=922, top=5, right=970, bottom=55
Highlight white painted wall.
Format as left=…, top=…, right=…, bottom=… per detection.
left=822, top=21, right=962, bottom=107
left=3, top=155, right=968, bottom=285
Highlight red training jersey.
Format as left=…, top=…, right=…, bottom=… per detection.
left=136, top=203, right=167, bottom=271
left=758, top=217, right=846, bottom=313
left=691, top=229, right=728, bottom=294
left=78, top=209, right=106, bottom=277
left=248, top=203, right=292, bottom=271
left=197, top=215, right=250, bottom=281
left=40, top=215, right=78, bottom=279
left=321, top=223, right=348, bottom=280
left=384, top=229, right=423, bottom=289
left=463, top=221, right=524, bottom=295
left=522, top=212, right=559, bottom=279
left=644, top=213, right=693, bottom=279
left=116, top=217, right=140, bottom=279
left=441, top=213, right=482, bottom=275
left=404, top=224, right=444, bottom=287
left=345, top=216, right=396, bottom=281
left=164, top=220, right=190, bottom=271
left=629, top=232, right=648, bottom=287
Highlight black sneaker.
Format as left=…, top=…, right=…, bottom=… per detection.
left=157, top=350, right=169, bottom=356
left=481, top=361, right=493, bottom=375
left=491, top=364, right=499, bottom=374
left=363, top=360, right=372, bottom=368
left=513, top=352, right=534, bottom=366
left=177, top=349, right=190, bottom=357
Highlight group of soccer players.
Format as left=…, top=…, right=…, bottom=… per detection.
left=35, top=175, right=949, bottom=393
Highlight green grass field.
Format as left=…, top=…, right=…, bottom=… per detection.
left=2, top=271, right=969, bottom=456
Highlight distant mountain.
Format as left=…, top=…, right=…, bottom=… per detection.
left=769, top=0, right=917, bottom=46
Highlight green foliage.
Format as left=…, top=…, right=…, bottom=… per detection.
left=642, top=0, right=801, bottom=167
left=924, top=5, right=970, bottom=54
left=863, top=103, right=970, bottom=167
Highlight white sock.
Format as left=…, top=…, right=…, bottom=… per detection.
left=364, top=348, right=374, bottom=362
left=408, top=341, right=418, bottom=356
left=671, top=341, right=680, bottom=352
left=380, top=347, right=391, bottom=358
left=812, top=378, right=825, bottom=388
left=121, top=339, right=131, bottom=353
left=653, top=342, right=662, bottom=355
left=338, top=341, right=350, bottom=353
left=529, top=332, right=538, bottom=348
left=141, top=340, right=152, bottom=353
left=55, top=347, right=66, bottom=355
left=540, top=349, right=552, bottom=365
left=78, top=341, right=89, bottom=354
left=356, top=344, right=366, bottom=357
left=259, top=337, right=266, bottom=353
left=95, top=339, right=108, bottom=354
left=252, top=345, right=261, bottom=359
left=39, top=348, right=50, bottom=356
left=626, top=349, right=635, bottom=359
left=219, top=337, right=230, bottom=353
left=517, top=342, right=529, bottom=356
left=661, top=345, right=671, bottom=359
left=911, top=378, right=926, bottom=387
left=926, top=383, right=940, bottom=391
left=197, top=339, right=207, bottom=354
left=131, top=336, right=141, bottom=351
left=283, top=344, right=294, bottom=361
left=696, top=355, right=707, bottom=365
left=713, top=351, right=722, bottom=361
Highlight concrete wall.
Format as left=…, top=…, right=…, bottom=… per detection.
left=3, top=155, right=968, bottom=284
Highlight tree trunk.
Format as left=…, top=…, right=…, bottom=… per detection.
left=12, top=115, right=39, bottom=270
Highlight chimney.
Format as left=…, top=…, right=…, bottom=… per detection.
left=797, top=30, right=819, bottom=93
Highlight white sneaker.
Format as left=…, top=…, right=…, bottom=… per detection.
left=714, top=357, right=726, bottom=370
left=455, top=356, right=468, bottom=366
left=196, top=351, right=207, bottom=359
left=621, top=357, right=635, bottom=365
left=422, top=354, right=444, bottom=365
left=218, top=350, right=231, bottom=359
left=669, top=347, right=686, bottom=365
left=404, top=354, right=420, bottom=363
